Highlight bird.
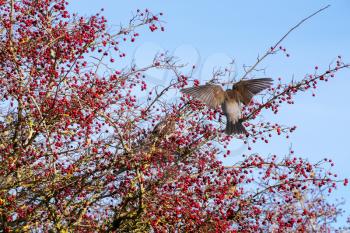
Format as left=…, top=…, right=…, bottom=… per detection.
left=180, top=78, right=273, bottom=135
left=152, top=116, right=176, bottom=139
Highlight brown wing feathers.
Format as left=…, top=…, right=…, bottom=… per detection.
left=180, top=78, right=273, bottom=135
left=181, top=84, right=225, bottom=108
left=234, top=78, right=273, bottom=104
left=181, top=78, right=273, bottom=107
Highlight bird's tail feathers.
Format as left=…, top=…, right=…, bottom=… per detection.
left=225, top=120, right=248, bottom=135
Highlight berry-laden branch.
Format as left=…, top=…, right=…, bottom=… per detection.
left=0, top=1, right=348, bottom=232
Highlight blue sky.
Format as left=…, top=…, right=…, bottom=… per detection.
left=69, top=0, right=350, bottom=225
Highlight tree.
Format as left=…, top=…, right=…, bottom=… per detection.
left=0, top=1, right=348, bottom=232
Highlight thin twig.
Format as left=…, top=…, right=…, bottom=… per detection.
left=240, top=5, right=331, bottom=81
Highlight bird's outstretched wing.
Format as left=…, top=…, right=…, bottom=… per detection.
left=181, top=84, right=226, bottom=108
left=233, top=78, right=273, bottom=104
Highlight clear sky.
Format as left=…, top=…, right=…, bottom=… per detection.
left=69, top=0, right=350, bottom=226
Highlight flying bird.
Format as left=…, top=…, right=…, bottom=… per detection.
left=181, top=78, right=273, bottom=135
